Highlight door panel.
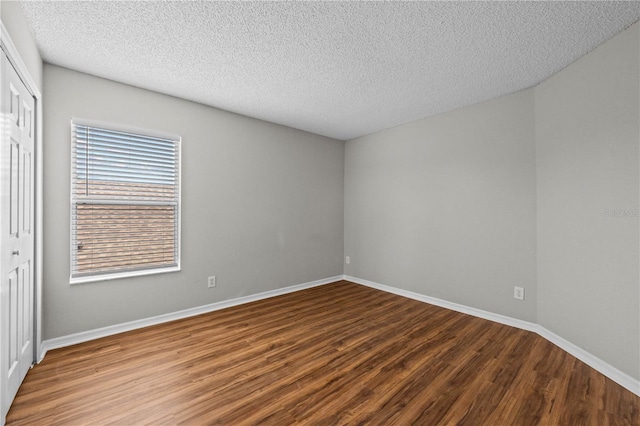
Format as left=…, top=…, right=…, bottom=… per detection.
left=7, top=269, right=17, bottom=377
left=21, top=263, right=31, bottom=351
left=1, top=52, right=36, bottom=422
left=22, top=152, right=31, bottom=235
left=9, top=141, right=18, bottom=237
left=9, top=85, right=18, bottom=125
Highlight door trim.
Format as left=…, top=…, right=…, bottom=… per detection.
left=0, top=23, right=43, bottom=366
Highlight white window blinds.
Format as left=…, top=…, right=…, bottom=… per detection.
left=71, top=119, right=181, bottom=282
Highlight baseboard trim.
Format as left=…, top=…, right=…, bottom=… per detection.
left=40, top=275, right=342, bottom=361
left=536, top=327, right=640, bottom=396
left=345, top=275, right=539, bottom=332
left=40, top=273, right=639, bottom=397
left=345, top=275, right=640, bottom=397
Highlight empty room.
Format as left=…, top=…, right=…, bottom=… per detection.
left=1, top=1, right=639, bottom=424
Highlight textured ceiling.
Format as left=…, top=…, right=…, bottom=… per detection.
left=20, top=1, right=640, bottom=141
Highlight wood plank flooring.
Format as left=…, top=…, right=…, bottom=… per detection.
left=6, top=281, right=639, bottom=425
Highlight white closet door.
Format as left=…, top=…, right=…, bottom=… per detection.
left=0, top=51, right=35, bottom=423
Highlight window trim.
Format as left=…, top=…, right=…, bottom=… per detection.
left=69, top=118, right=182, bottom=285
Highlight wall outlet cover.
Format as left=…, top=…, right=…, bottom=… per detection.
left=514, top=286, right=524, bottom=300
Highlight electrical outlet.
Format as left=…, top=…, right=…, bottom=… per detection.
left=208, top=276, right=216, bottom=288
left=514, top=286, right=524, bottom=300
left=345, top=256, right=350, bottom=264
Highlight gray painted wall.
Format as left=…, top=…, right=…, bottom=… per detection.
left=536, top=23, right=639, bottom=380
left=345, top=21, right=640, bottom=380
left=1, top=1, right=42, bottom=90
left=344, top=89, right=538, bottom=322
left=43, top=65, right=344, bottom=339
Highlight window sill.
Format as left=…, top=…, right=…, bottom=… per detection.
left=70, top=265, right=181, bottom=285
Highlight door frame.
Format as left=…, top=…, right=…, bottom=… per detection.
left=0, top=22, right=43, bottom=368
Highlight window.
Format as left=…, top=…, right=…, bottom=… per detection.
left=70, top=119, right=181, bottom=283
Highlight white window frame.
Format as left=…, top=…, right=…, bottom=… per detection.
left=69, top=118, right=181, bottom=284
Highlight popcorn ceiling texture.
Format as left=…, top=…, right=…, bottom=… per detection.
left=20, top=1, right=640, bottom=140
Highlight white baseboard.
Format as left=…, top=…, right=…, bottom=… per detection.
left=345, top=275, right=640, bottom=397
left=40, top=275, right=343, bottom=361
left=536, top=327, right=640, bottom=396
left=345, top=275, right=539, bottom=332
left=39, top=273, right=639, bottom=397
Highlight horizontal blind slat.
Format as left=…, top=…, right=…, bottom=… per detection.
left=75, top=167, right=176, bottom=181
left=76, top=151, right=176, bottom=165
left=74, top=126, right=176, bottom=145
left=74, top=126, right=177, bottom=147
left=75, top=143, right=176, bottom=161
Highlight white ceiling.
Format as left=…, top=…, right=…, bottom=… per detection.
left=20, top=1, right=640, bottom=141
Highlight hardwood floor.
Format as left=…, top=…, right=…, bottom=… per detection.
left=7, top=281, right=639, bottom=425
